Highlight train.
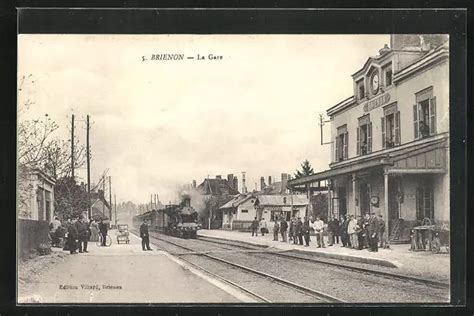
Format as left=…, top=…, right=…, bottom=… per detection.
left=133, top=196, right=200, bottom=239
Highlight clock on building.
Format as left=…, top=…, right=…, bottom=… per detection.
left=371, top=71, right=380, bottom=94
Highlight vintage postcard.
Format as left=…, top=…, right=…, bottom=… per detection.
left=17, top=33, right=451, bottom=304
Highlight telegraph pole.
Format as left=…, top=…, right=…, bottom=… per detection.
left=102, top=178, right=105, bottom=216
left=109, top=176, right=112, bottom=226
left=114, top=194, right=117, bottom=226
left=86, top=115, right=91, bottom=218
left=71, top=114, right=75, bottom=180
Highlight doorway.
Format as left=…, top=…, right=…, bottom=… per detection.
left=337, top=187, right=347, bottom=216
left=388, top=177, right=402, bottom=220
left=359, top=182, right=371, bottom=216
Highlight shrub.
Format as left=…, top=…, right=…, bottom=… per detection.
left=37, top=243, right=52, bottom=256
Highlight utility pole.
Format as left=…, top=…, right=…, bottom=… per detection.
left=109, top=176, right=112, bottom=226
left=86, top=115, right=91, bottom=218
left=71, top=114, right=75, bottom=180
left=114, top=194, right=117, bottom=226
left=102, top=178, right=105, bottom=216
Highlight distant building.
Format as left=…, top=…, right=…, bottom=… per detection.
left=196, top=175, right=240, bottom=229
left=90, top=190, right=112, bottom=220
left=256, top=173, right=292, bottom=195
left=220, top=193, right=308, bottom=231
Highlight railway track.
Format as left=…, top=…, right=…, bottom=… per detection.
left=144, top=231, right=345, bottom=303
left=196, top=236, right=450, bottom=289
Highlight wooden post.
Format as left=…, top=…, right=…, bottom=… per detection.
left=86, top=115, right=91, bottom=218
left=71, top=114, right=75, bottom=180
left=384, top=168, right=390, bottom=248
left=109, top=176, right=112, bottom=225
left=327, top=180, right=332, bottom=219
left=352, top=174, right=357, bottom=216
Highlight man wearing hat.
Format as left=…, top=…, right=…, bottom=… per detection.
left=366, top=213, right=380, bottom=252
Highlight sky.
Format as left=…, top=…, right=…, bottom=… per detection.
left=18, top=34, right=390, bottom=204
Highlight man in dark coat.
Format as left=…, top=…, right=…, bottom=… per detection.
left=289, top=217, right=295, bottom=242
left=302, top=217, right=311, bottom=246
left=76, top=216, right=89, bottom=253
left=366, top=213, right=380, bottom=252
left=67, top=217, right=79, bottom=254
left=339, top=216, right=347, bottom=247
left=342, top=215, right=351, bottom=248
left=295, top=217, right=303, bottom=245
left=140, top=219, right=152, bottom=251
left=327, top=216, right=337, bottom=246
left=280, top=217, right=288, bottom=242
left=378, top=215, right=386, bottom=248
left=251, top=217, right=259, bottom=237
left=362, top=213, right=370, bottom=249
left=98, top=218, right=108, bottom=246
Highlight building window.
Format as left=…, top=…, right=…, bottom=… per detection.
left=416, top=182, right=434, bottom=221
left=414, top=87, right=436, bottom=139
left=383, top=62, right=393, bottom=87
left=335, top=125, right=348, bottom=162
left=241, top=209, right=248, bottom=213
left=36, top=188, right=45, bottom=221
left=357, top=115, right=372, bottom=155
left=45, top=190, right=52, bottom=223
left=382, top=103, right=400, bottom=148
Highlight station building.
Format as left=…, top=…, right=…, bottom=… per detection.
left=289, top=35, right=449, bottom=242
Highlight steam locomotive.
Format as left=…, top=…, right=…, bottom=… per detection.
left=133, top=196, right=200, bottom=239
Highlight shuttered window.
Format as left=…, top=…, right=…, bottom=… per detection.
left=343, top=132, right=348, bottom=160
left=394, top=111, right=400, bottom=145
left=356, top=127, right=360, bottom=156
left=381, top=117, right=386, bottom=148
left=367, top=122, right=372, bottom=153
left=413, top=104, right=419, bottom=139
left=430, top=97, right=437, bottom=134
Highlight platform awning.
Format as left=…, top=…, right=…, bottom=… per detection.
left=288, top=156, right=392, bottom=188
left=288, top=135, right=448, bottom=189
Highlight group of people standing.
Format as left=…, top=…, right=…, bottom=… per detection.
left=249, top=212, right=386, bottom=252
left=339, top=213, right=386, bottom=252
left=49, top=215, right=109, bottom=254
left=250, top=215, right=327, bottom=248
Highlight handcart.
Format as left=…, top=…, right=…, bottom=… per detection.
left=116, top=224, right=130, bottom=244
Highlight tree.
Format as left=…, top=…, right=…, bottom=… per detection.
left=43, top=138, right=86, bottom=179
left=294, top=159, right=315, bottom=179
left=54, top=177, right=90, bottom=221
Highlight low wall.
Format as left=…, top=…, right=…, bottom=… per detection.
left=18, top=219, right=50, bottom=258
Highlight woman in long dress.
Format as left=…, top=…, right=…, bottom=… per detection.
left=89, top=219, right=100, bottom=242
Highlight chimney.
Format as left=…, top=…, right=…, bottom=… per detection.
left=227, top=174, right=233, bottom=187
left=192, top=180, right=196, bottom=188
left=242, top=172, right=247, bottom=194
left=268, top=176, right=272, bottom=185
left=281, top=173, right=288, bottom=194
left=260, top=176, right=265, bottom=191
left=233, top=176, right=238, bottom=192
left=216, top=175, right=222, bottom=180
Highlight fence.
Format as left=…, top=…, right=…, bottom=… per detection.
left=230, top=220, right=253, bottom=231
left=18, top=219, right=50, bottom=258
